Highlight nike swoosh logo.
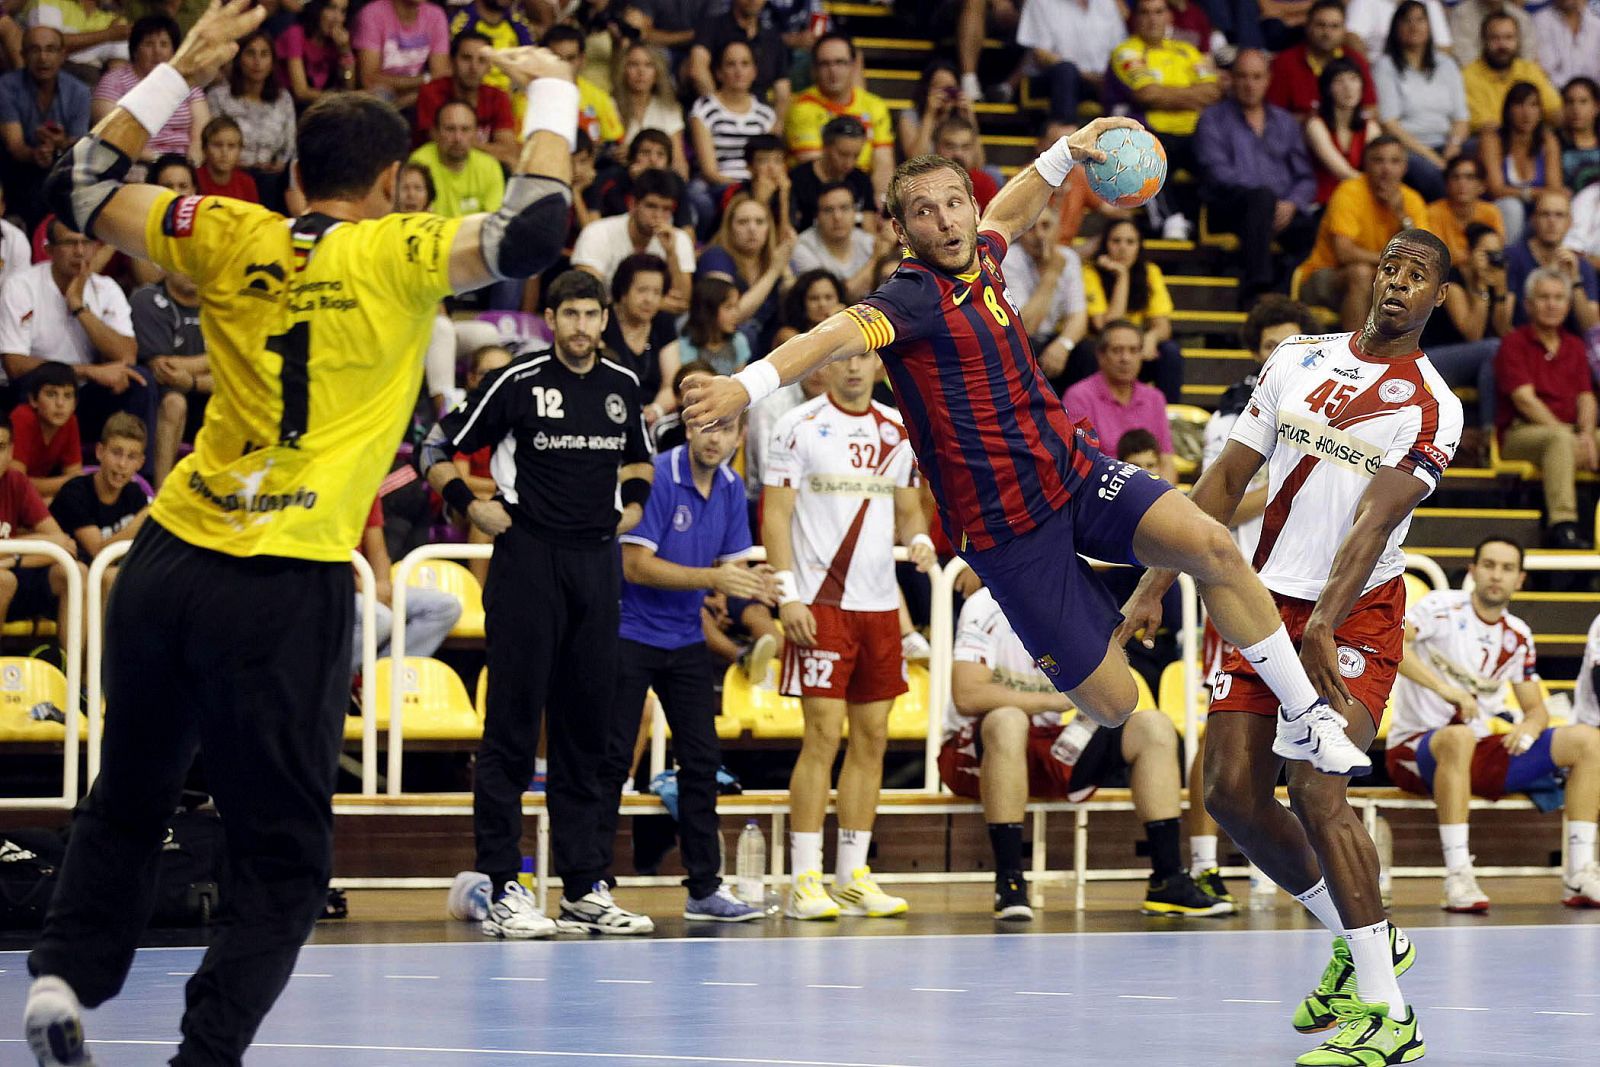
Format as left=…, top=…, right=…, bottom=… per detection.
left=952, top=286, right=972, bottom=306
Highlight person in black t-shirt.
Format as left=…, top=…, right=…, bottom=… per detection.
left=49, top=413, right=151, bottom=564
left=685, top=0, right=791, bottom=110
left=788, top=116, right=877, bottom=233
left=129, top=270, right=210, bottom=490
left=602, top=253, right=680, bottom=425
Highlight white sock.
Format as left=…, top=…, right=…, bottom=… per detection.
left=1293, top=878, right=1346, bottom=935
left=790, top=831, right=823, bottom=878
left=1190, top=834, right=1218, bottom=875
left=1239, top=625, right=1320, bottom=715
left=836, top=828, right=872, bottom=883
left=534, top=756, right=548, bottom=775
left=1438, top=823, right=1471, bottom=873
left=1347, top=919, right=1407, bottom=1016
left=1568, top=820, right=1597, bottom=880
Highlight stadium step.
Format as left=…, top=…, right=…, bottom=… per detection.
left=1405, top=508, right=1543, bottom=558
left=1179, top=347, right=1253, bottom=388
left=1506, top=591, right=1600, bottom=657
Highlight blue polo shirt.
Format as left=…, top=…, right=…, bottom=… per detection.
left=619, top=445, right=756, bottom=650
left=0, top=70, right=91, bottom=146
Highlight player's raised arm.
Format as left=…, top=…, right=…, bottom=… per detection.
left=681, top=310, right=870, bottom=429
left=42, top=0, right=266, bottom=256
left=978, top=117, right=1141, bottom=246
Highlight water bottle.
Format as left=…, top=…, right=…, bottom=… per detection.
left=1248, top=863, right=1275, bottom=911
left=517, top=855, right=535, bottom=892
left=1374, top=815, right=1394, bottom=909
left=735, top=819, right=765, bottom=907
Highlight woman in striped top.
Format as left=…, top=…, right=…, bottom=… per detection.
left=688, top=39, right=777, bottom=231
left=91, top=16, right=209, bottom=162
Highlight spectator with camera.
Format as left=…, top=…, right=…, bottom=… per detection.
left=1421, top=221, right=1514, bottom=429
left=1427, top=156, right=1504, bottom=264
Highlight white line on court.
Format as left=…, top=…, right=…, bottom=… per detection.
left=1014, top=991, right=1071, bottom=997
left=384, top=974, right=441, bottom=980
left=1534, top=1011, right=1593, bottom=1017
left=807, top=984, right=863, bottom=990
left=291, top=973, right=332, bottom=979
left=596, top=979, right=652, bottom=985
left=491, top=977, right=547, bottom=982
left=1429, top=1006, right=1489, bottom=1012
left=166, top=972, right=193, bottom=977
left=910, top=988, right=966, bottom=993
left=703, top=981, right=759, bottom=987
left=1222, top=999, right=1280, bottom=1004
left=1117, top=995, right=1175, bottom=1001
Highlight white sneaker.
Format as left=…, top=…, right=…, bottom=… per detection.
left=447, top=870, right=492, bottom=922
left=1442, top=866, right=1490, bottom=913
left=901, top=630, right=931, bottom=663
left=1161, top=212, right=1193, bottom=241
left=832, top=866, right=909, bottom=917
left=24, top=976, right=95, bottom=1066
left=746, top=632, right=778, bottom=685
left=556, top=881, right=655, bottom=935
left=785, top=869, right=841, bottom=920
left=1562, top=862, right=1600, bottom=908
left=481, top=881, right=557, bottom=939
left=1272, top=699, right=1372, bottom=776
left=960, top=72, right=984, bottom=102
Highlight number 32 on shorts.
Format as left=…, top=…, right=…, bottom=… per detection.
left=801, top=652, right=835, bottom=689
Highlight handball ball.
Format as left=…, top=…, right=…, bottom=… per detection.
left=1083, top=128, right=1167, bottom=209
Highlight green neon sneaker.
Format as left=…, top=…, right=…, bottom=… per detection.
left=1295, top=1000, right=1425, bottom=1065
left=1293, top=927, right=1416, bottom=1034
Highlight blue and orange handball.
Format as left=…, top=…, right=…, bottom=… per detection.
left=1081, top=127, right=1167, bottom=208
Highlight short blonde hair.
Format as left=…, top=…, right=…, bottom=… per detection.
left=885, top=155, right=973, bottom=227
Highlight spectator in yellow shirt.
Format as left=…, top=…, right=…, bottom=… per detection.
left=784, top=32, right=894, bottom=201
left=1299, top=136, right=1430, bottom=329
left=1109, top=0, right=1220, bottom=139
left=1463, top=13, right=1562, bottom=132
left=1079, top=219, right=1183, bottom=403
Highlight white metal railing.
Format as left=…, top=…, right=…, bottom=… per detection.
left=0, top=538, right=83, bottom=810
left=1403, top=550, right=1449, bottom=592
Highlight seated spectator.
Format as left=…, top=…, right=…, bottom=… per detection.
left=413, top=30, right=517, bottom=169
left=9, top=362, right=81, bottom=501
left=1000, top=211, right=1088, bottom=381
left=604, top=253, right=681, bottom=426
left=0, top=410, right=83, bottom=649
left=1267, top=0, right=1376, bottom=120
left=353, top=0, right=448, bottom=112
left=1506, top=188, right=1599, bottom=335
left=1463, top=13, right=1561, bottom=134
left=91, top=15, right=207, bottom=161
left=697, top=190, right=794, bottom=348
left=1297, top=135, right=1428, bottom=329
left=1063, top=320, right=1178, bottom=485
left=632, top=0, right=720, bottom=55
left=688, top=39, right=778, bottom=236
left=451, top=343, right=513, bottom=586
left=1373, top=0, right=1468, bottom=202
left=1345, top=0, right=1450, bottom=59
left=1560, top=76, right=1600, bottom=194
left=1256, top=0, right=1316, bottom=53
left=590, top=130, right=696, bottom=232
left=1481, top=82, right=1566, bottom=243
left=353, top=495, right=463, bottom=676
left=1534, top=0, right=1600, bottom=90
left=129, top=258, right=207, bottom=490
left=395, top=158, right=434, bottom=212
left=0, top=186, right=28, bottom=293
left=25, top=0, right=127, bottom=74
left=1569, top=183, right=1600, bottom=271
left=771, top=269, right=844, bottom=350
left=206, top=28, right=298, bottom=211
left=673, top=275, right=751, bottom=375
left=1449, top=0, right=1530, bottom=67
left=1079, top=220, right=1182, bottom=403
left=1194, top=48, right=1318, bottom=301
left=449, top=0, right=536, bottom=118
left=1116, top=427, right=1164, bottom=474
left=1495, top=268, right=1598, bottom=548
left=49, top=412, right=148, bottom=562
left=612, top=42, right=688, bottom=178
left=277, top=0, right=355, bottom=108
left=687, top=0, right=790, bottom=118
left=897, top=58, right=983, bottom=161
left=0, top=26, right=90, bottom=228
left=0, top=218, right=151, bottom=468
left=785, top=32, right=894, bottom=200
left=1015, top=0, right=1124, bottom=130
left=1427, top=155, right=1504, bottom=264
left=572, top=167, right=695, bottom=310
left=543, top=23, right=624, bottom=159
left=408, top=101, right=504, bottom=217
left=931, top=115, right=999, bottom=210
left=717, top=134, right=793, bottom=238
left=1421, top=222, right=1514, bottom=428
left=1307, top=58, right=1385, bottom=204
left=1165, top=0, right=1218, bottom=55
left=790, top=183, right=893, bottom=300
left=789, top=115, right=875, bottom=233
left=195, top=115, right=259, bottom=203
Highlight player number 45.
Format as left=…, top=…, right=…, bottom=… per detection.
left=1304, top=380, right=1358, bottom=419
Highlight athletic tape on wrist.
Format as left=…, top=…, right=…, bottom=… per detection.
left=523, top=78, right=580, bottom=150
left=1035, top=136, right=1078, bottom=188
left=119, top=63, right=192, bottom=139
left=910, top=533, right=935, bottom=552
left=775, top=570, right=800, bottom=605
left=732, top=361, right=780, bottom=408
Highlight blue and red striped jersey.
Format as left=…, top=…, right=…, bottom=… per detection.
left=843, top=230, right=1093, bottom=551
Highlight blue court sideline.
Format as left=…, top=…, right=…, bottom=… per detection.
left=2, top=925, right=1597, bottom=1065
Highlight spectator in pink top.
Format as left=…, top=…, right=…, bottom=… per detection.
left=1062, top=320, right=1178, bottom=484
left=90, top=15, right=207, bottom=161
left=353, top=0, right=450, bottom=111
left=278, top=0, right=356, bottom=108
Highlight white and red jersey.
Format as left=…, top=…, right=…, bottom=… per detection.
left=764, top=394, right=919, bottom=612
left=1389, top=589, right=1539, bottom=746
left=1228, top=332, right=1463, bottom=601
left=1574, top=615, right=1600, bottom=728
left=945, top=588, right=1069, bottom=741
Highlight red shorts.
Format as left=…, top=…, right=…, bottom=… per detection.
left=939, top=721, right=1115, bottom=802
left=779, top=605, right=907, bottom=703
left=1386, top=729, right=1560, bottom=801
left=1208, top=576, right=1405, bottom=728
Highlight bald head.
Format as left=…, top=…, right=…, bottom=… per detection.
left=1232, top=49, right=1270, bottom=109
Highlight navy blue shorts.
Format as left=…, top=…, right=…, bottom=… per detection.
left=962, top=447, right=1173, bottom=692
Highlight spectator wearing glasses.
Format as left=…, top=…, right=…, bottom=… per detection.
left=0, top=26, right=90, bottom=230
left=786, top=32, right=894, bottom=201
left=1504, top=188, right=1599, bottom=336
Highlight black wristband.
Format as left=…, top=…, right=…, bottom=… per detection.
left=440, top=478, right=477, bottom=515
left=620, top=476, right=651, bottom=509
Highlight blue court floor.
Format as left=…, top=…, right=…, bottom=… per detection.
left=2, top=924, right=1597, bottom=1065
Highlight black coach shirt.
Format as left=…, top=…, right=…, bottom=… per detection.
left=437, top=350, right=652, bottom=543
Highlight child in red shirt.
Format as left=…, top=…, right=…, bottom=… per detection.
left=9, top=362, right=83, bottom=502
left=196, top=116, right=260, bottom=203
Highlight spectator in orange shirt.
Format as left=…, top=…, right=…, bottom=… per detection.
left=1426, top=156, right=1505, bottom=264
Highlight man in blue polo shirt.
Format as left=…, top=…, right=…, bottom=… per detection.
left=599, top=413, right=779, bottom=921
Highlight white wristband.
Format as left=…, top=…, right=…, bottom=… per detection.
left=910, top=533, right=935, bottom=553
left=1034, top=135, right=1078, bottom=188
left=732, top=361, right=781, bottom=408
left=523, top=78, right=581, bottom=150
left=119, top=62, right=191, bottom=139
left=775, top=570, right=800, bottom=605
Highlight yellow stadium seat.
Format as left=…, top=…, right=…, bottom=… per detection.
left=1167, top=404, right=1212, bottom=478
left=475, top=667, right=488, bottom=718
left=1, top=619, right=57, bottom=638
left=344, top=657, right=481, bottom=742
left=1157, top=660, right=1201, bottom=734
left=887, top=664, right=931, bottom=740
left=1133, top=668, right=1157, bottom=713
left=1402, top=572, right=1433, bottom=612
left=397, top=558, right=485, bottom=640
left=0, top=657, right=83, bottom=743
left=1487, top=432, right=1537, bottom=480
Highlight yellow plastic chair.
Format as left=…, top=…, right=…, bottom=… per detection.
left=1402, top=572, right=1434, bottom=613
left=344, top=657, right=482, bottom=742
left=1157, top=660, right=1198, bottom=734
left=886, top=664, right=931, bottom=740
left=397, top=558, right=486, bottom=640
left=0, top=657, right=83, bottom=742
left=1167, top=403, right=1213, bottom=478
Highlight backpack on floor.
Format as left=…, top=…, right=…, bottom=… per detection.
left=152, top=808, right=228, bottom=927
left=0, top=834, right=61, bottom=929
